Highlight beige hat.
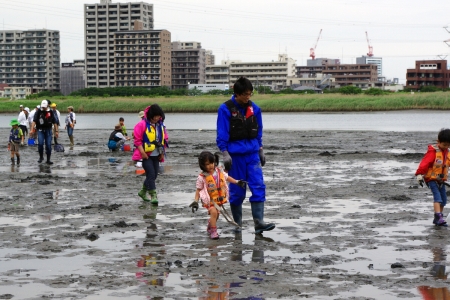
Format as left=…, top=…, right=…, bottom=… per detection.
left=68, top=106, right=73, bottom=110
left=114, top=125, right=122, bottom=131
left=138, top=111, right=144, bottom=118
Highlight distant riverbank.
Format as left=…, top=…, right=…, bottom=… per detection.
left=1, top=92, right=450, bottom=113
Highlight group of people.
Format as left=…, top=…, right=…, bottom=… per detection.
left=8, top=100, right=77, bottom=165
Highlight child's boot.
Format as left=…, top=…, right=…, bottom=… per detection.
left=16, top=156, right=20, bottom=166
left=435, top=213, right=447, bottom=226
left=207, top=220, right=212, bottom=234
left=210, top=226, right=219, bottom=239
left=148, top=190, right=158, bottom=205
left=10, top=157, right=15, bottom=165
left=138, top=185, right=150, bottom=202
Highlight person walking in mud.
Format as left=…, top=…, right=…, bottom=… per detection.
left=50, top=103, right=60, bottom=145
left=189, top=151, right=246, bottom=239
left=65, top=106, right=76, bottom=146
left=30, top=100, right=59, bottom=164
left=216, top=76, right=275, bottom=234
left=416, top=128, right=450, bottom=226
left=8, top=119, right=24, bottom=165
left=132, top=104, right=167, bottom=205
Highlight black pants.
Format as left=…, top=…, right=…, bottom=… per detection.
left=19, top=125, right=28, bottom=137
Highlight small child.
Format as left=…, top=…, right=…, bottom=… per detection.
left=416, top=128, right=450, bottom=226
left=189, top=151, right=246, bottom=239
left=118, top=117, right=127, bottom=136
left=8, top=119, right=24, bottom=166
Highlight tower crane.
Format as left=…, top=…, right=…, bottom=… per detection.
left=310, top=29, right=322, bottom=60
left=365, top=31, right=374, bottom=57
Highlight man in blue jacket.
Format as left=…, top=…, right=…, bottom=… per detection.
left=216, top=77, right=275, bottom=234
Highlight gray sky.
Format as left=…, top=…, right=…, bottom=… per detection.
left=1, top=0, right=449, bottom=84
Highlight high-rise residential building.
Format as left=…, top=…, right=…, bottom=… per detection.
left=114, top=29, right=171, bottom=88
left=84, top=0, right=154, bottom=88
left=356, top=56, right=382, bottom=77
left=228, top=54, right=296, bottom=90
left=205, top=50, right=215, bottom=65
left=0, top=29, right=60, bottom=92
left=171, top=41, right=206, bottom=89
left=60, top=60, right=86, bottom=95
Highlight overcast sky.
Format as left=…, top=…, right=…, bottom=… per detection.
left=1, top=0, right=449, bottom=84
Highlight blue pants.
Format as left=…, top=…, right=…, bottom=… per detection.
left=428, top=181, right=447, bottom=206
left=37, top=128, right=52, bottom=155
left=228, top=152, right=265, bottom=205
left=67, top=126, right=74, bottom=137
left=142, top=156, right=160, bottom=190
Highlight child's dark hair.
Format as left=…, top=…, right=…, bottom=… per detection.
left=198, top=151, right=220, bottom=172
left=438, top=128, right=450, bottom=143
left=119, top=117, right=124, bottom=122
left=146, top=104, right=164, bottom=121
left=233, top=77, right=253, bottom=95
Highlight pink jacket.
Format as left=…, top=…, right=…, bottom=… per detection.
left=132, top=106, right=168, bottom=161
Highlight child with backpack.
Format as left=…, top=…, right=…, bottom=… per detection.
left=8, top=119, right=24, bottom=165
left=189, top=151, right=246, bottom=239
left=416, top=128, right=450, bottom=226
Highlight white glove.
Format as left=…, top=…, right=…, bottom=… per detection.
left=416, top=175, right=424, bottom=187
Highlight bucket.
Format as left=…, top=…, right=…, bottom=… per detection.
left=123, top=144, right=131, bottom=151
left=28, top=138, right=35, bottom=146
left=135, top=168, right=145, bottom=175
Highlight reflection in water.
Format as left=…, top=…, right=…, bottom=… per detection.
left=38, top=164, right=51, bottom=173
left=418, top=231, right=450, bottom=299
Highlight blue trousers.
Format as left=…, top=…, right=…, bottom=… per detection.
left=228, top=152, right=265, bottom=205
left=37, top=128, right=52, bottom=155
left=428, top=181, right=447, bottom=206
left=66, top=126, right=74, bottom=137
left=142, top=156, right=160, bottom=190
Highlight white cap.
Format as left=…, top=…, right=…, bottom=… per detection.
left=36, top=105, right=40, bottom=109
left=20, top=104, right=23, bottom=107
left=24, top=107, right=30, bottom=112
left=40, top=100, right=48, bottom=108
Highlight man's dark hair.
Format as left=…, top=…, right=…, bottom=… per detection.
left=146, top=104, right=164, bottom=121
left=233, top=77, right=253, bottom=95
left=438, top=128, right=450, bottom=143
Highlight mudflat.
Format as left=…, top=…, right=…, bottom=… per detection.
left=0, top=129, right=447, bottom=300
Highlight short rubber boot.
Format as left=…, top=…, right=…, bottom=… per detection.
left=149, top=190, right=158, bottom=205
left=435, top=213, right=447, bottom=226
left=69, top=136, right=74, bottom=146
left=46, top=154, right=53, bottom=165
left=207, top=220, right=212, bottom=234
left=16, top=156, right=20, bottom=166
left=138, top=185, right=150, bottom=202
left=38, top=152, right=44, bottom=163
left=10, top=157, right=15, bottom=165
left=210, top=227, right=219, bottom=239
left=230, top=203, right=243, bottom=232
left=251, top=201, right=275, bottom=234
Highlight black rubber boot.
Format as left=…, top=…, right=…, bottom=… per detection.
left=251, top=201, right=275, bottom=234
left=11, top=157, right=15, bottom=165
left=46, top=153, right=53, bottom=165
left=38, top=152, right=44, bottom=163
left=230, top=204, right=243, bottom=232
left=16, top=156, right=20, bottom=166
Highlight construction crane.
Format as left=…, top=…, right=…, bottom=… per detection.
left=310, top=29, right=322, bottom=60
left=365, top=31, right=374, bottom=57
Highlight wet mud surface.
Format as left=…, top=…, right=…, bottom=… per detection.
left=0, top=129, right=449, bottom=299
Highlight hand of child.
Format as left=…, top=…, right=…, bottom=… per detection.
left=140, top=152, right=148, bottom=160
left=416, top=174, right=424, bottom=187
left=236, top=180, right=247, bottom=188
left=189, top=201, right=199, bottom=213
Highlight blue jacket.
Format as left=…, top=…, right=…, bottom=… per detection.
left=216, top=95, right=263, bottom=155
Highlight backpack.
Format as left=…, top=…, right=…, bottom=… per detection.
left=54, top=144, right=65, bottom=152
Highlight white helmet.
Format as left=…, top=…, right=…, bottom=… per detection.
left=40, top=99, right=49, bottom=108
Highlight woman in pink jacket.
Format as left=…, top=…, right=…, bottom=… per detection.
left=133, top=104, right=168, bottom=205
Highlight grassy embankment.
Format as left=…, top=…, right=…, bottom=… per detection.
left=1, top=92, right=450, bottom=113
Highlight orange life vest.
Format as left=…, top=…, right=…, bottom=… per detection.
left=425, top=145, right=450, bottom=182
left=202, top=168, right=228, bottom=206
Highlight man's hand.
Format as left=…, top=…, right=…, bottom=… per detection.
left=236, top=180, right=247, bottom=188
left=189, top=201, right=199, bottom=213
left=417, top=174, right=425, bottom=187
left=223, top=150, right=232, bottom=171
left=259, top=148, right=266, bottom=167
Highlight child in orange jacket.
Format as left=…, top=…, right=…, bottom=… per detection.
left=416, top=128, right=450, bottom=226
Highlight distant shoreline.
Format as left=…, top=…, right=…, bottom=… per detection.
left=1, top=92, right=450, bottom=113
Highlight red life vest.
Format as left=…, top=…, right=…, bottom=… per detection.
left=201, top=168, right=228, bottom=206
left=425, top=145, right=450, bottom=182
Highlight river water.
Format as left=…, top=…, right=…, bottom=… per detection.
left=1, top=110, right=449, bottom=131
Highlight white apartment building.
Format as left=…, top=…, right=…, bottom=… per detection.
left=84, top=0, right=154, bottom=88
left=228, top=54, right=296, bottom=90
left=356, top=56, right=382, bottom=77
left=3, top=86, right=32, bottom=99
left=205, top=64, right=229, bottom=84
left=0, top=29, right=60, bottom=92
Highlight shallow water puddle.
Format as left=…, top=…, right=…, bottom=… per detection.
left=0, top=282, right=75, bottom=299
left=78, top=230, right=144, bottom=252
